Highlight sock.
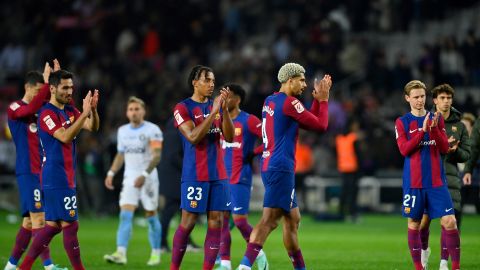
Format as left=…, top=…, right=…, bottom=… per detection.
left=219, top=215, right=231, bottom=260
left=117, top=210, right=134, bottom=249
left=19, top=225, right=61, bottom=270
left=8, top=226, right=32, bottom=265
left=171, top=225, right=192, bottom=270
left=32, top=228, right=52, bottom=266
left=408, top=229, right=423, bottom=270
left=440, top=226, right=449, bottom=260
left=445, top=229, right=460, bottom=270
left=288, top=249, right=306, bottom=270
left=147, top=215, right=161, bottom=250
left=203, top=227, right=221, bottom=270
left=234, top=217, right=253, bottom=242
left=63, top=221, right=85, bottom=270
left=240, top=243, right=262, bottom=267
left=419, top=227, right=429, bottom=250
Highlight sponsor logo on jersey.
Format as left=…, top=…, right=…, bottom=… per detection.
left=174, top=110, right=184, bottom=125
left=207, top=127, right=221, bottom=134
left=43, top=115, right=56, bottom=130
left=190, top=200, right=198, bottom=208
left=291, top=100, right=305, bottom=113
left=124, top=146, right=146, bottom=154
left=9, top=102, right=20, bottom=111
left=262, top=105, right=274, bottom=116
left=221, top=139, right=242, bottom=149
left=419, top=140, right=437, bottom=146
left=235, top=127, right=242, bottom=136
left=29, top=123, right=38, bottom=133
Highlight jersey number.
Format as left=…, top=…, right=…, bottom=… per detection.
left=403, top=194, right=417, bottom=208
left=262, top=118, right=268, bottom=148
left=64, top=196, right=77, bottom=210
left=187, top=187, right=202, bottom=200
left=33, top=189, right=41, bottom=202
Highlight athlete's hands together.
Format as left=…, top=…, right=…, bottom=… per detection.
left=212, top=87, right=231, bottom=114
left=447, top=136, right=459, bottom=153
left=312, top=74, right=332, bottom=102
left=422, top=112, right=440, bottom=132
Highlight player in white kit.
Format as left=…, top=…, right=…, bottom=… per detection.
left=103, top=96, right=163, bottom=266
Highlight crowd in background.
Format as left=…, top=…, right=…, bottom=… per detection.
left=1, top=0, right=480, bottom=214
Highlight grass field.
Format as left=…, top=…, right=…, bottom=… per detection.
left=1, top=212, right=479, bottom=270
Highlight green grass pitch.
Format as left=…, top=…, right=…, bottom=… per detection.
left=1, top=212, right=479, bottom=269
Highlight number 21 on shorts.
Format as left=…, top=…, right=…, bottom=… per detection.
left=403, top=194, right=416, bottom=208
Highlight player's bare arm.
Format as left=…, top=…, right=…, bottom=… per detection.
left=134, top=141, right=162, bottom=188
left=105, top=152, right=125, bottom=190
left=220, top=87, right=234, bottom=142
left=178, top=95, right=224, bottom=145
left=83, top=89, right=100, bottom=131
left=53, top=91, right=93, bottom=143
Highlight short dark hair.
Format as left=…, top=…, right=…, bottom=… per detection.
left=24, top=71, right=44, bottom=85
left=49, top=70, right=73, bottom=87
left=224, top=83, right=246, bottom=106
left=431, top=83, right=455, bottom=98
left=187, top=65, right=213, bottom=92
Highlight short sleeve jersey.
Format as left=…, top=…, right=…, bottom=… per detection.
left=173, top=98, right=227, bottom=182
left=117, top=121, right=163, bottom=176
left=38, top=103, right=81, bottom=189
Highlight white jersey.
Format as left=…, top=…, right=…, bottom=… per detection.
left=117, top=121, right=163, bottom=178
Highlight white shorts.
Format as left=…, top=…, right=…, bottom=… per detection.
left=119, top=170, right=159, bottom=211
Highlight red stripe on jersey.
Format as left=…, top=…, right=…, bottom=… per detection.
left=27, top=124, right=41, bottom=174
left=293, top=131, right=298, bottom=171
left=429, top=144, right=442, bottom=187
left=216, top=141, right=228, bottom=181
left=230, top=122, right=244, bottom=184
left=195, top=141, right=209, bottom=181
left=409, top=121, right=422, bottom=188
left=62, top=143, right=75, bottom=188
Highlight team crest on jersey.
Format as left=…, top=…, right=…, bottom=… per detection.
left=190, top=200, right=198, bottom=208
left=43, top=115, right=56, bottom=130
left=69, top=116, right=75, bottom=123
left=35, top=202, right=42, bottom=209
left=29, top=123, right=38, bottom=133
left=404, top=207, right=411, bottom=214
left=452, top=126, right=457, bottom=132
left=235, top=127, right=242, bottom=136
left=9, top=102, right=20, bottom=111
left=291, top=100, right=305, bottom=113
left=139, top=134, right=146, bottom=141
left=215, top=113, right=220, bottom=120
left=174, top=110, right=184, bottom=125
left=69, top=210, right=76, bottom=217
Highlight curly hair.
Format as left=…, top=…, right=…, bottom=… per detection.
left=277, top=63, right=305, bottom=83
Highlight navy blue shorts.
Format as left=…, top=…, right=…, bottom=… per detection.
left=181, top=180, right=231, bottom=213
left=230, top=183, right=251, bottom=215
left=17, top=174, right=44, bottom=217
left=402, top=186, right=454, bottom=220
left=44, top=188, right=78, bottom=222
left=261, top=171, right=297, bottom=212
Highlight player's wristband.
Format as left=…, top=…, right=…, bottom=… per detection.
left=142, top=170, right=150, bottom=178
left=107, top=170, right=115, bottom=177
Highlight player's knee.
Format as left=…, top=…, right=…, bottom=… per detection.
left=260, top=217, right=279, bottom=231
left=441, top=215, right=457, bottom=230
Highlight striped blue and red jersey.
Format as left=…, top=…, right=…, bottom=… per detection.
left=38, top=103, right=81, bottom=189
left=261, top=92, right=328, bottom=173
left=7, top=84, right=50, bottom=175
left=221, top=111, right=262, bottom=185
left=395, top=112, right=449, bottom=188
left=173, top=98, right=227, bottom=182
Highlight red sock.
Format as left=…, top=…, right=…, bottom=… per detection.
left=9, top=226, right=32, bottom=264
left=219, top=215, right=231, bottom=260
left=203, top=227, right=221, bottom=270
left=445, top=229, right=460, bottom=270
left=408, top=229, right=423, bottom=270
left=171, top=225, right=191, bottom=270
left=19, top=225, right=61, bottom=270
left=63, top=221, right=85, bottom=270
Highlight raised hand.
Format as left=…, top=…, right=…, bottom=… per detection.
left=82, top=91, right=93, bottom=116
left=430, top=112, right=440, bottom=129
left=219, top=87, right=231, bottom=110
left=43, top=62, right=53, bottom=84
left=312, top=74, right=332, bottom=101
left=422, top=112, right=431, bottom=132
left=53, top=58, right=61, bottom=71
left=91, top=89, right=99, bottom=110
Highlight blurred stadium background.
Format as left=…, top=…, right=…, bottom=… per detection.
left=1, top=1, right=480, bottom=269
